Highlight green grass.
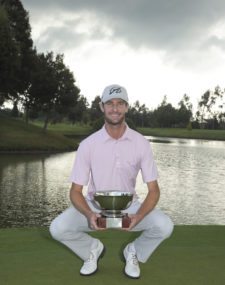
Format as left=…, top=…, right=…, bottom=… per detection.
left=0, top=117, right=79, bottom=151
left=32, top=121, right=92, bottom=136
left=1, top=117, right=225, bottom=152
left=0, top=226, right=225, bottom=285
left=31, top=122, right=225, bottom=141
left=138, top=127, right=225, bottom=141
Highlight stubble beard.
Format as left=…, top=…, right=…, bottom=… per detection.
left=104, top=114, right=126, bottom=126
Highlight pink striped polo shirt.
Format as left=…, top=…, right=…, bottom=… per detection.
left=70, top=125, right=158, bottom=200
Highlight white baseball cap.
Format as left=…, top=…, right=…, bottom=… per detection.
left=101, top=84, right=129, bottom=103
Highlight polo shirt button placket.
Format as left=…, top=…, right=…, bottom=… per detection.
left=115, top=154, right=120, bottom=167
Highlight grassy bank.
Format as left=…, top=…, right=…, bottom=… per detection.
left=0, top=117, right=80, bottom=152
left=32, top=121, right=92, bottom=136
left=138, top=127, right=225, bottom=141
left=1, top=117, right=225, bottom=152
left=0, top=226, right=225, bottom=285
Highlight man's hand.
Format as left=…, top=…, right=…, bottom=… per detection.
left=123, top=213, right=143, bottom=231
left=70, top=183, right=105, bottom=231
left=87, top=211, right=105, bottom=231
left=122, top=181, right=160, bottom=231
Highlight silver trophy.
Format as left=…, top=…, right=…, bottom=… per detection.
left=93, top=191, right=133, bottom=228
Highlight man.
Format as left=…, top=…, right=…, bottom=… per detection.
left=50, top=84, right=174, bottom=279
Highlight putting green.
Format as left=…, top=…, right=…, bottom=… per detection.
left=0, top=226, right=225, bottom=285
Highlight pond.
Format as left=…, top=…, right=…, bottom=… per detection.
left=0, top=137, right=225, bottom=227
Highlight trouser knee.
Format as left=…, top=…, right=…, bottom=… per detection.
left=49, top=219, right=66, bottom=241
left=144, top=213, right=174, bottom=239
left=162, top=216, right=174, bottom=238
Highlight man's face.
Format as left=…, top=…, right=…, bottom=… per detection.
left=100, top=98, right=128, bottom=126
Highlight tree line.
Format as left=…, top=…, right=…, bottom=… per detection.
left=1, top=0, right=225, bottom=131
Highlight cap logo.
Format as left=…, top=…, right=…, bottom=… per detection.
left=109, top=87, right=122, bottom=95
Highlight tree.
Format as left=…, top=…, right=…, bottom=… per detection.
left=178, top=94, right=193, bottom=114
left=0, top=4, right=19, bottom=104
left=177, top=94, right=193, bottom=127
left=11, top=101, right=19, bottom=117
left=127, top=100, right=149, bottom=127
left=29, top=52, right=80, bottom=131
left=196, top=86, right=225, bottom=128
left=53, top=54, right=80, bottom=116
left=153, top=96, right=177, bottom=127
left=68, top=95, right=89, bottom=124
left=89, top=96, right=102, bottom=122
left=0, top=0, right=34, bottom=103
left=214, top=86, right=225, bottom=129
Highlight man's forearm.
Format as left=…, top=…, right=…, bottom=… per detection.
left=70, top=185, right=93, bottom=219
left=136, top=189, right=160, bottom=218
left=70, top=183, right=103, bottom=230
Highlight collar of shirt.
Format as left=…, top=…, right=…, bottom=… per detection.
left=101, top=124, right=133, bottom=143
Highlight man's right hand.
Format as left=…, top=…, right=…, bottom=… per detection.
left=87, top=211, right=105, bottom=231
left=70, top=183, right=105, bottom=230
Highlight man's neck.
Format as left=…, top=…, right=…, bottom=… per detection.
left=105, top=122, right=127, bottom=140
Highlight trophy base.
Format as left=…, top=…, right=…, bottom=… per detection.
left=97, top=214, right=131, bottom=228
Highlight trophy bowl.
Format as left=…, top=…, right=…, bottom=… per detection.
left=93, top=191, right=133, bottom=228
left=94, top=191, right=133, bottom=212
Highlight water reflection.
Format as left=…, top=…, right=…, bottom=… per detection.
left=148, top=136, right=225, bottom=149
left=145, top=137, right=225, bottom=225
left=0, top=137, right=225, bottom=227
left=0, top=153, right=74, bottom=227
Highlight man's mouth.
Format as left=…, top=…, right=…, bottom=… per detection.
left=111, top=114, right=120, bottom=118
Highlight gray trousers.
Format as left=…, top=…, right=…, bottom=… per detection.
left=49, top=199, right=174, bottom=263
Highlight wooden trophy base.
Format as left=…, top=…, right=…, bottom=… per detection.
left=97, top=214, right=131, bottom=228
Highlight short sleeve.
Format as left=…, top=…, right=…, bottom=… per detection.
left=140, top=140, right=159, bottom=183
left=69, top=141, right=91, bottom=185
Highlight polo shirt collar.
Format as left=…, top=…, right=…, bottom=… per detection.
left=101, top=124, right=133, bottom=142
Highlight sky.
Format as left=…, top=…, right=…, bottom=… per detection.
left=21, top=0, right=225, bottom=111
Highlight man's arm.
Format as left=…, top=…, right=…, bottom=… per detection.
left=70, top=182, right=103, bottom=230
left=126, top=180, right=160, bottom=230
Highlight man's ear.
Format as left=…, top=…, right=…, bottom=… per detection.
left=99, top=102, right=104, bottom=112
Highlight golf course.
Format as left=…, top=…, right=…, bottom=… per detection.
left=1, top=0, right=225, bottom=283
left=1, top=118, right=225, bottom=284
left=0, top=226, right=225, bottom=285
left=1, top=117, right=225, bottom=152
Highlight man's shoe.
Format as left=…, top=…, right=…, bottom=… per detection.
left=123, top=242, right=140, bottom=279
left=80, top=240, right=105, bottom=276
